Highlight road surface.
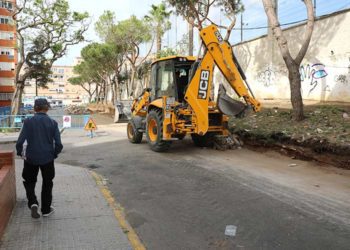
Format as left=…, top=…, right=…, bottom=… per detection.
left=54, top=123, right=350, bottom=250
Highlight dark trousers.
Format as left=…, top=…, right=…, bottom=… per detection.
left=22, top=160, right=55, bottom=214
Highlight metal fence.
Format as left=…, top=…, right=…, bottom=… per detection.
left=0, top=115, right=90, bottom=129
left=0, top=106, right=11, bottom=116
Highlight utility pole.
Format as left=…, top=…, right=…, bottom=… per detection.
left=188, top=19, right=194, bottom=56
left=314, top=0, right=317, bottom=16
left=268, top=0, right=278, bottom=67
left=175, top=15, right=177, bottom=48
left=240, top=13, right=243, bottom=42
left=35, top=78, right=38, bottom=97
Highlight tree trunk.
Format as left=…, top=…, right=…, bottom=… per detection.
left=95, top=85, right=100, bottom=103
left=188, top=20, right=194, bottom=56
left=156, top=27, right=161, bottom=53
left=103, top=81, right=107, bottom=105
left=262, top=0, right=314, bottom=121
left=115, top=76, right=121, bottom=102
left=288, top=62, right=304, bottom=121
left=35, top=78, right=38, bottom=96
left=11, top=83, right=24, bottom=116
left=130, top=71, right=136, bottom=98
left=111, top=81, right=116, bottom=105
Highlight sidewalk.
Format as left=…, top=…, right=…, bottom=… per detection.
left=0, top=161, right=133, bottom=250
left=0, top=133, right=18, bottom=144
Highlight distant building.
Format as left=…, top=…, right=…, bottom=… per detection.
left=23, top=64, right=90, bottom=106
left=0, top=0, right=16, bottom=107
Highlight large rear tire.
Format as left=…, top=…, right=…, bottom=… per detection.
left=127, top=120, right=143, bottom=143
left=191, top=133, right=215, bottom=147
left=146, top=109, right=172, bottom=152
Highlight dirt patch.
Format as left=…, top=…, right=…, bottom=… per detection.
left=230, top=105, right=350, bottom=169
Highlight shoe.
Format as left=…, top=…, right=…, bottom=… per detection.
left=30, top=204, right=40, bottom=219
left=42, top=206, right=55, bottom=217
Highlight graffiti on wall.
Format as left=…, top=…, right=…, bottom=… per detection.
left=300, top=63, right=328, bottom=95
left=334, top=74, right=349, bottom=84
left=257, top=67, right=276, bottom=87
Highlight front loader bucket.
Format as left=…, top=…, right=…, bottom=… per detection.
left=217, top=85, right=246, bottom=117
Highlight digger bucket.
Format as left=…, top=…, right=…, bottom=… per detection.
left=217, top=85, right=246, bottom=117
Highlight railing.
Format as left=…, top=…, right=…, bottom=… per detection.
left=0, top=115, right=90, bottom=129
left=0, top=106, right=11, bottom=116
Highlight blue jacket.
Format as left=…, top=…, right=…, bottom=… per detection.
left=16, top=113, right=63, bottom=165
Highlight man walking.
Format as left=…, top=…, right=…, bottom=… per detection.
left=16, top=99, right=63, bottom=218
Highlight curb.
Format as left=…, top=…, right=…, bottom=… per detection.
left=90, top=171, right=146, bottom=250
left=0, top=139, right=17, bottom=145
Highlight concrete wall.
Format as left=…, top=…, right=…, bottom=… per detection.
left=228, top=9, right=350, bottom=102
left=0, top=151, right=16, bottom=239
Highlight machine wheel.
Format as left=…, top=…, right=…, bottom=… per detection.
left=127, top=120, right=143, bottom=143
left=146, top=109, right=172, bottom=152
left=191, top=133, right=215, bottom=148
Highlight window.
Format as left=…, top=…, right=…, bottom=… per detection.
left=0, top=93, right=13, bottom=101
left=0, top=32, right=13, bottom=40
left=0, top=1, right=13, bottom=10
left=150, top=65, right=157, bottom=99
left=58, top=69, right=64, bottom=74
left=156, top=61, right=175, bottom=97
left=0, top=17, right=10, bottom=24
left=0, top=77, right=13, bottom=85
left=0, top=62, right=14, bottom=71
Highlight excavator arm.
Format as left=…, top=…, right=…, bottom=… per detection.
left=185, top=25, right=261, bottom=135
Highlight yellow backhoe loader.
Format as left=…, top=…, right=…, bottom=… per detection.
left=127, top=24, right=261, bottom=152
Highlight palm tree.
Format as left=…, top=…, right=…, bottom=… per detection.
left=145, top=3, right=172, bottom=53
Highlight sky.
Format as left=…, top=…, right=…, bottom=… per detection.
left=55, top=0, right=350, bottom=66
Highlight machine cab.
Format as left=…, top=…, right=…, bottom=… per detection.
left=149, top=56, right=196, bottom=102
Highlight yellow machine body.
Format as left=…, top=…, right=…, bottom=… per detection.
left=128, top=25, right=261, bottom=151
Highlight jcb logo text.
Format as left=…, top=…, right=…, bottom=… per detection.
left=198, top=70, right=210, bottom=99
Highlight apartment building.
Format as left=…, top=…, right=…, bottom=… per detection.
left=23, top=65, right=89, bottom=106
left=0, top=0, right=16, bottom=107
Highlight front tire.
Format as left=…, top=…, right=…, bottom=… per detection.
left=127, top=120, right=143, bottom=143
left=146, top=109, right=171, bottom=152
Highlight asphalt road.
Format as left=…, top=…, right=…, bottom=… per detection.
left=54, top=123, right=350, bottom=250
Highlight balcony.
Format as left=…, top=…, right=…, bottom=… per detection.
left=0, top=54, right=14, bottom=62
left=0, top=23, right=15, bottom=32
left=0, top=39, right=15, bottom=47
left=0, top=70, right=14, bottom=77
left=0, top=85, right=14, bottom=92
left=0, top=8, right=11, bottom=16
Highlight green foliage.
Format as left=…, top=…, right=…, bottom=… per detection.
left=145, top=2, right=172, bottom=51
left=156, top=48, right=177, bottom=58
left=26, top=35, right=53, bottom=88
left=167, top=0, right=244, bottom=28
left=16, top=0, right=90, bottom=80
left=176, top=33, right=190, bottom=55
left=68, top=76, right=84, bottom=86
left=73, top=42, right=124, bottom=85
left=215, top=0, right=244, bottom=16
left=136, top=61, right=152, bottom=79
left=114, top=15, right=152, bottom=48
left=94, top=10, right=116, bottom=42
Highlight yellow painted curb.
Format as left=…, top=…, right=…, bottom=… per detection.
left=90, top=171, right=146, bottom=250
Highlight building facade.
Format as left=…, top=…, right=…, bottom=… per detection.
left=229, top=8, right=350, bottom=103
left=23, top=65, right=89, bottom=107
left=0, top=0, right=16, bottom=107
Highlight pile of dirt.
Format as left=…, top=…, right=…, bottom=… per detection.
left=230, top=105, right=350, bottom=169
left=88, top=103, right=115, bottom=115
left=65, top=105, right=90, bottom=115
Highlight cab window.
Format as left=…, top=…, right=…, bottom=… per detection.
left=156, top=61, right=175, bottom=98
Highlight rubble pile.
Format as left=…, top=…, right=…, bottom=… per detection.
left=65, top=105, right=90, bottom=115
